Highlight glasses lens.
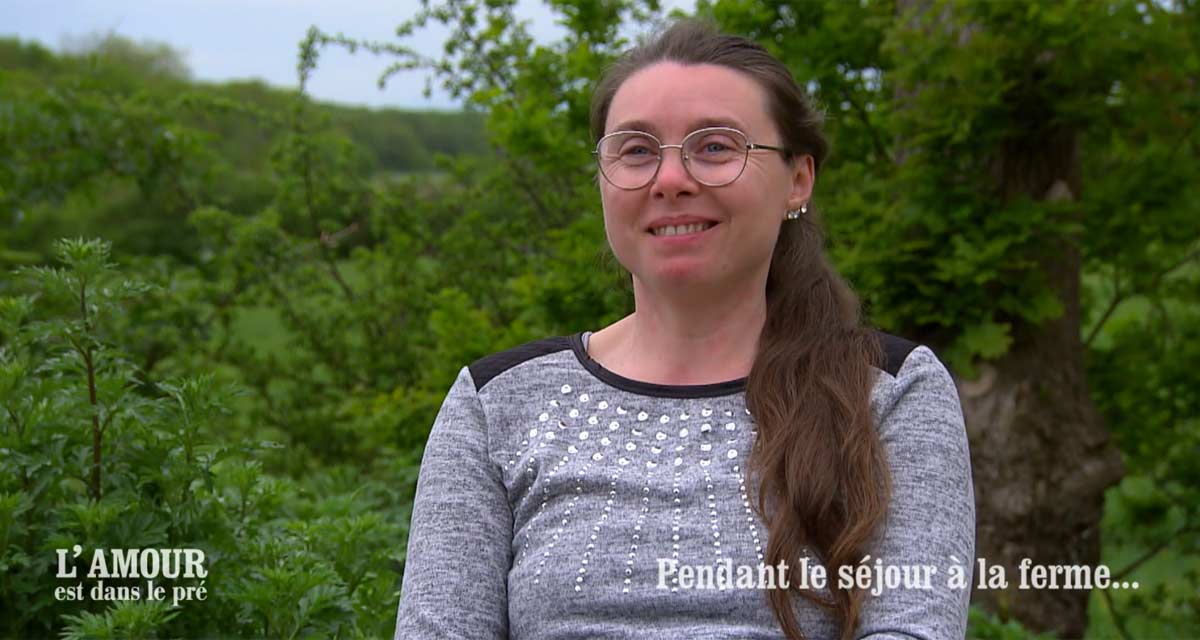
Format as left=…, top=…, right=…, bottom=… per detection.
left=597, top=132, right=660, bottom=189
left=682, top=128, right=748, bottom=187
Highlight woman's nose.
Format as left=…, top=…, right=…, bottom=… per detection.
left=651, top=146, right=697, bottom=195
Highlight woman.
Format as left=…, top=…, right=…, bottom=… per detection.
left=395, top=20, right=974, bottom=640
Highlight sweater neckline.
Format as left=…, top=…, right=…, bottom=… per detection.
left=568, top=331, right=748, bottom=399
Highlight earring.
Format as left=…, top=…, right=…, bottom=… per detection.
left=785, top=203, right=808, bottom=220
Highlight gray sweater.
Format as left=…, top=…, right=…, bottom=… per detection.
left=394, top=331, right=975, bottom=639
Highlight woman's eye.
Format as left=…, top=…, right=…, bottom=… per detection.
left=695, top=137, right=737, bottom=154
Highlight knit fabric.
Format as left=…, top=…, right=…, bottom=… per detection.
left=394, top=331, right=975, bottom=639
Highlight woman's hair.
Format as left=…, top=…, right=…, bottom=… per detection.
left=590, top=20, right=889, bottom=640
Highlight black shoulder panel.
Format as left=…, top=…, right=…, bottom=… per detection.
left=874, top=330, right=919, bottom=378
left=468, top=335, right=573, bottom=391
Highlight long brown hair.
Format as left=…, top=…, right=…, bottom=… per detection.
left=590, top=20, right=889, bottom=640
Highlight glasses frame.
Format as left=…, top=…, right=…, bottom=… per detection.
left=592, top=126, right=791, bottom=190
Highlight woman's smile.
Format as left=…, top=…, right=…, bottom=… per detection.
left=647, top=220, right=720, bottom=245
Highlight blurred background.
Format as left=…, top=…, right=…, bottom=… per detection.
left=0, top=0, right=1196, bottom=638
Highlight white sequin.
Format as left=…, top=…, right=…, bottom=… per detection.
left=579, top=431, right=589, bottom=440
left=561, top=384, right=572, bottom=393
left=637, top=411, right=648, bottom=421
left=539, top=413, right=549, bottom=422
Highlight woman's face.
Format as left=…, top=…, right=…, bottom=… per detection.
left=600, top=61, right=813, bottom=296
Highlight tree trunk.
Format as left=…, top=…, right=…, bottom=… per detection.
left=894, top=1, right=1126, bottom=635
left=954, top=162, right=1125, bottom=636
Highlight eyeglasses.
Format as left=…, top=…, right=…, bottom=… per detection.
left=592, top=126, right=790, bottom=190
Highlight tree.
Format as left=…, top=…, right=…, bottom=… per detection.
left=60, top=32, right=192, bottom=82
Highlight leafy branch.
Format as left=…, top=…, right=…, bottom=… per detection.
left=1085, top=246, right=1200, bottom=348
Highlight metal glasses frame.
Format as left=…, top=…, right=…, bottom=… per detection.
left=592, top=126, right=790, bottom=190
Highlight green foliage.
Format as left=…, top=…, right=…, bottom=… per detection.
left=702, top=0, right=1200, bottom=378
left=0, top=72, right=212, bottom=262
left=2, top=0, right=1197, bottom=636
left=60, top=601, right=181, bottom=640
left=1085, top=257, right=1200, bottom=633
left=59, top=32, right=193, bottom=82
left=967, top=605, right=1057, bottom=640
left=0, top=239, right=408, bottom=638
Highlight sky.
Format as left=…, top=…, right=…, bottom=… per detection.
left=2, top=0, right=695, bottom=111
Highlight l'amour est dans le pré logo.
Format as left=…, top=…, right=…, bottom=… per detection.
left=54, top=546, right=208, bottom=607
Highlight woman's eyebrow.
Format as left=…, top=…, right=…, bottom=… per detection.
left=689, top=117, right=747, bottom=131
left=608, top=117, right=749, bottom=135
left=609, top=119, right=657, bottom=134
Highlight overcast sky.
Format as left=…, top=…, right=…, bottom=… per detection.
left=2, top=0, right=694, bottom=111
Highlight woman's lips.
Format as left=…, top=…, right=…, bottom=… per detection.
left=647, top=222, right=719, bottom=243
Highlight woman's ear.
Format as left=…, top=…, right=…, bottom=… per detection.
left=787, top=154, right=815, bottom=211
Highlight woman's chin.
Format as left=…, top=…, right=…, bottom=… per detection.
left=643, top=261, right=720, bottom=288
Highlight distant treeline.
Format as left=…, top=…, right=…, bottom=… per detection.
left=0, top=35, right=488, bottom=176
left=0, top=34, right=490, bottom=263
